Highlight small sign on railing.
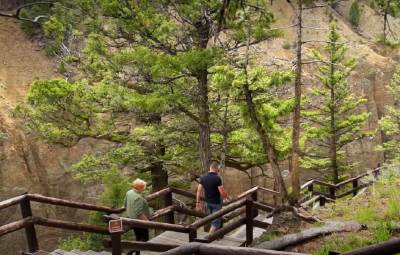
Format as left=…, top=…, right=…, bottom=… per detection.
left=109, top=219, right=123, bottom=233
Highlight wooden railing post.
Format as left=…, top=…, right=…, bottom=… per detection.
left=20, top=197, right=39, bottom=253
left=329, top=187, right=336, bottom=199
left=251, top=189, right=258, bottom=218
left=189, top=226, right=197, bottom=242
left=165, top=191, right=175, bottom=224
left=352, top=179, right=358, bottom=196
left=308, top=183, right=314, bottom=194
left=111, top=232, right=122, bottom=255
left=319, top=196, right=326, bottom=207
left=245, top=199, right=254, bottom=246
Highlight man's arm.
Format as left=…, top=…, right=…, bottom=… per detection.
left=196, top=183, right=203, bottom=210
left=137, top=197, right=150, bottom=220
left=218, top=185, right=228, bottom=200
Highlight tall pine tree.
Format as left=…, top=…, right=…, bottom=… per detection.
left=378, top=66, right=400, bottom=163
left=302, top=22, right=370, bottom=183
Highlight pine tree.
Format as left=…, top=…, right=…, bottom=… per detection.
left=302, top=22, right=370, bottom=183
left=350, top=1, right=361, bottom=27
left=372, top=0, right=400, bottom=43
left=18, top=1, right=280, bottom=190
left=378, top=66, right=400, bottom=163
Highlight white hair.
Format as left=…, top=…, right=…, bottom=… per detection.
left=132, top=178, right=147, bottom=189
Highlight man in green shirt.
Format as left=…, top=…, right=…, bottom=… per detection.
left=124, top=178, right=152, bottom=255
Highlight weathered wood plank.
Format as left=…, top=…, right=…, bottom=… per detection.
left=35, top=217, right=109, bottom=234
left=27, top=194, right=123, bottom=213
left=0, top=194, right=27, bottom=210
left=104, top=215, right=189, bottom=233
left=191, top=199, right=247, bottom=229
left=0, top=216, right=37, bottom=236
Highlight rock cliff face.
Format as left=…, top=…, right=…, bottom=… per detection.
left=0, top=18, right=109, bottom=254
left=223, top=0, right=400, bottom=199
left=0, top=1, right=399, bottom=254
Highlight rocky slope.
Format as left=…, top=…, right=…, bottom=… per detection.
left=0, top=18, right=110, bottom=254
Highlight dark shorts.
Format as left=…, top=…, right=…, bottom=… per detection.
left=133, top=227, right=149, bottom=241
left=207, top=202, right=222, bottom=228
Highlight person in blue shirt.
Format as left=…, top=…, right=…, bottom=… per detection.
left=195, top=161, right=228, bottom=233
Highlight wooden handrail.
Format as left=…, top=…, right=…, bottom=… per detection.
left=224, top=186, right=259, bottom=205
left=104, top=215, right=189, bottom=233
left=0, top=194, right=27, bottom=210
left=253, top=201, right=275, bottom=212
left=150, top=205, right=179, bottom=220
left=27, top=194, right=124, bottom=213
left=300, top=180, right=314, bottom=190
left=35, top=217, right=109, bottom=234
left=335, top=181, right=373, bottom=199
left=313, top=180, right=336, bottom=188
left=257, top=186, right=280, bottom=196
left=300, top=195, right=321, bottom=208
left=340, top=238, right=400, bottom=255
left=190, top=199, right=247, bottom=229
left=202, top=216, right=246, bottom=242
left=146, top=187, right=172, bottom=201
left=0, top=216, right=37, bottom=236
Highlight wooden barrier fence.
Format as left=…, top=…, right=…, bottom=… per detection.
left=0, top=166, right=394, bottom=255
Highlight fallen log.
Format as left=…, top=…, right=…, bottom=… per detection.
left=255, top=221, right=364, bottom=250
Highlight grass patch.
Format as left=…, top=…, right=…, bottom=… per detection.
left=260, top=230, right=283, bottom=241
left=354, top=207, right=378, bottom=224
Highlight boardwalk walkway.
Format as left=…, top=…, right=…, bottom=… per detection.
left=48, top=214, right=272, bottom=255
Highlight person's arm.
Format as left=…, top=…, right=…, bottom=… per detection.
left=138, top=197, right=150, bottom=221
left=217, top=176, right=228, bottom=200
left=218, top=185, right=228, bottom=200
left=196, top=183, right=203, bottom=210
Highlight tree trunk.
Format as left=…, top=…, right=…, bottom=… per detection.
left=241, top=13, right=288, bottom=200
left=198, top=70, right=211, bottom=172
left=242, top=79, right=288, bottom=199
left=290, top=0, right=303, bottom=203
left=383, top=0, right=392, bottom=43
left=196, top=14, right=212, bottom=172
left=255, top=221, right=364, bottom=251
left=328, top=45, right=339, bottom=184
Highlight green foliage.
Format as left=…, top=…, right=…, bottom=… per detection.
left=354, top=207, right=378, bottom=224
left=20, top=0, right=285, bottom=186
left=349, top=1, right=361, bottom=27
left=314, top=234, right=375, bottom=255
left=379, top=66, right=400, bottom=163
left=58, top=168, right=129, bottom=250
left=373, top=0, right=400, bottom=17
left=302, top=22, right=370, bottom=182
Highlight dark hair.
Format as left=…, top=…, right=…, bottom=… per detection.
left=209, top=161, right=220, bottom=171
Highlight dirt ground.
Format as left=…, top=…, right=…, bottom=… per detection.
left=0, top=18, right=55, bottom=109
